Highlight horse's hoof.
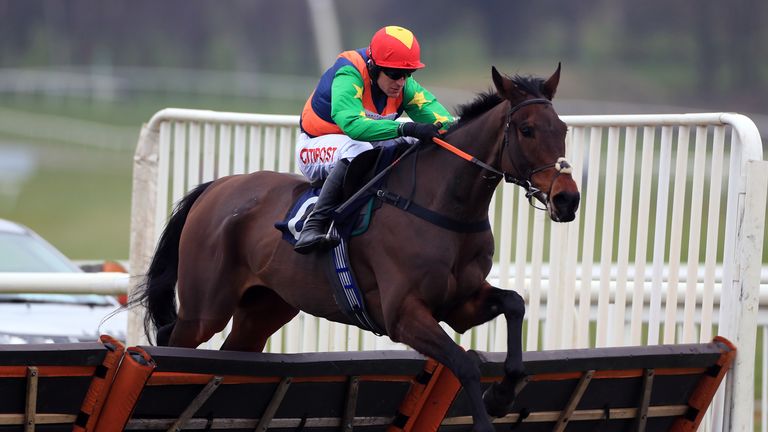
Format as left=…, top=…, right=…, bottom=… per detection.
left=483, top=383, right=511, bottom=418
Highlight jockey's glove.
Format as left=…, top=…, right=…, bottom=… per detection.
left=398, top=122, right=443, bottom=144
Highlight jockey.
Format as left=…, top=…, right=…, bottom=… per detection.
left=294, top=25, right=455, bottom=254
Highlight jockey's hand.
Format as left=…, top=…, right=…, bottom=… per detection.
left=398, top=122, right=443, bottom=144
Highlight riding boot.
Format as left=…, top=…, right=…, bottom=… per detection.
left=294, top=159, right=350, bottom=254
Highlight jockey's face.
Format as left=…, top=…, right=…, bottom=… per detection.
left=376, top=71, right=407, bottom=98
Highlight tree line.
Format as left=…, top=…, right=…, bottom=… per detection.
left=0, top=0, right=765, bottom=111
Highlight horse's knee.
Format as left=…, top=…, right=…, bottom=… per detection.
left=505, top=290, right=525, bottom=318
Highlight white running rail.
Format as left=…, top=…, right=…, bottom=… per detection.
left=129, top=108, right=766, bottom=432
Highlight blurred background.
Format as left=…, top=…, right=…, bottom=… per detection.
left=0, top=0, right=766, bottom=262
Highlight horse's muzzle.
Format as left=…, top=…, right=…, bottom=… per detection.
left=549, top=190, right=580, bottom=222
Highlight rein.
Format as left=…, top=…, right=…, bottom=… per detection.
left=345, top=98, right=574, bottom=233
left=433, top=97, right=573, bottom=210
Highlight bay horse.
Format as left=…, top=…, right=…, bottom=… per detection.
left=134, top=65, right=580, bottom=431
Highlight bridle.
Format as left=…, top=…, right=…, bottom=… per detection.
left=500, top=98, right=574, bottom=210
left=434, top=97, right=573, bottom=211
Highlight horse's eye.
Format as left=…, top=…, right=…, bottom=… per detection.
left=519, top=125, right=534, bottom=138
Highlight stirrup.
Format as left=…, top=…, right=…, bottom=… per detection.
left=316, top=221, right=340, bottom=249
left=294, top=222, right=339, bottom=254
left=294, top=233, right=340, bottom=254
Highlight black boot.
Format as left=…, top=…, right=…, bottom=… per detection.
left=294, top=160, right=349, bottom=254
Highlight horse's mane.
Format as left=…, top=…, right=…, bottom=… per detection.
left=447, top=74, right=546, bottom=133
left=450, top=90, right=502, bottom=129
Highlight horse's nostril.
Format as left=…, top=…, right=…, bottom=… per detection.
left=551, top=191, right=580, bottom=222
left=553, top=191, right=580, bottom=211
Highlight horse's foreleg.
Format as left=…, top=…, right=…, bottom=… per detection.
left=444, top=282, right=526, bottom=417
left=389, top=297, right=495, bottom=432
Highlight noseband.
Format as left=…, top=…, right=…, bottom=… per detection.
left=500, top=98, right=573, bottom=210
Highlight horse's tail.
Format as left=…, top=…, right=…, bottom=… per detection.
left=131, top=181, right=214, bottom=345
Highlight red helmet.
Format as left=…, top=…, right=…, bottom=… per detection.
left=368, top=26, right=425, bottom=70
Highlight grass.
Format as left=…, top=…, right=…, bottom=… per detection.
left=0, top=94, right=303, bottom=260
left=0, top=138, right=132, bottom=259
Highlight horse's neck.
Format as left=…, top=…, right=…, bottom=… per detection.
left=449, top=100, right=509, bottom=172
left=408, top=101, right=507, bottom=221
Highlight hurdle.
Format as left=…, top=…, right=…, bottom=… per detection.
left=0, top=336, right=710, bottom=431
left=0, top=335, right=124, bottom=432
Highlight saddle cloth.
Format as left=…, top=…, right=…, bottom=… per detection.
left=273, top=188, right=375, bottom=245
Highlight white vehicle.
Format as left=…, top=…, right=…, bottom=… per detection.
left=0, top=218, right=127, bottom=343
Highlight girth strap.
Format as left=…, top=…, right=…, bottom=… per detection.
left=374, top=188, right=490, bottom=233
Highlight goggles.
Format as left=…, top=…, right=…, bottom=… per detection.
left=381, top=68, right=415, bottom=80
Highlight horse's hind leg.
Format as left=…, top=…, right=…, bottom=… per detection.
left=220, top=287, right=299, bottom=352
left=389, top=297, right=495, bottom=432
left=444, top=282, right=526, bottom=418
left=167, top=316, right=232, bottom=348
left=168, top=268, right=239, bottom=348
left=156, top=322, right=175, bottom=346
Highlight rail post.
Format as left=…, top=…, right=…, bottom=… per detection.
left=127, top=122, right=160, bottom=346
left=719, top=159, right=768, bottom=431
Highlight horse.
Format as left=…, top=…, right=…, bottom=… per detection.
left=133, top=65, right=580, bottom=431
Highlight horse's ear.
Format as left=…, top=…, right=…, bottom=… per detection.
left=492, top=66, right=526, bottom=102
left=541, top=62, right=561, bottom=100
left=491, top=66, right=508, bottom=96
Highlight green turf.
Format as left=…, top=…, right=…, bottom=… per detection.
left=0, top=94, right=302, bottom=259
left=0, top=139, right=132, bottom=259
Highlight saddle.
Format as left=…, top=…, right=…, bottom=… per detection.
left=275, top=145, right=407, bottom=244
